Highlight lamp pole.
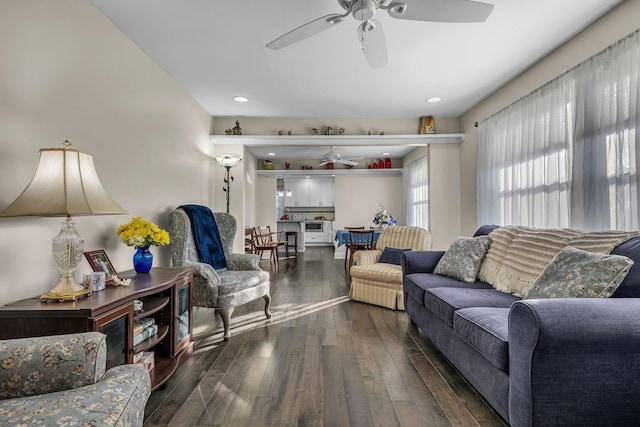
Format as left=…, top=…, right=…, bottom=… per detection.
left=223, top=165, right=232, bottom=213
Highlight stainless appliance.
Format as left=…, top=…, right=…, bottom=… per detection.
left=304, top=221, right=323, bottom=233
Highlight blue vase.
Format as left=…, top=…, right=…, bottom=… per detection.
left=133, top=246, right=153, bottom=273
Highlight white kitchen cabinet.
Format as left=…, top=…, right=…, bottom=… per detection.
left=285, top=178, right=333, bottom=207
left=323, top=221, right=334, bottom=243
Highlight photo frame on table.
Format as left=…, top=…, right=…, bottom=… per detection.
left=84, top=249, right=120, bottom=284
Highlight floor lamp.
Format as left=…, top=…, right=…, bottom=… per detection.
left=214, top=154, right=242, bottom=213
left=0, top=140, right=128, bottom=302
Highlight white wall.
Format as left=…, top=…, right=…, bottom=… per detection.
left=0, top=0, right=213, bottom=305
left=458, top=0, right=640, bottom=236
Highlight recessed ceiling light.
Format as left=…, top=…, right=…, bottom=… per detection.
left=267, top=152, right=276, bottom=156
left=382, top=152, right=391, bottom=156
left=233, top=96, right=249, bottom=103
left=426, top=97, right=442, bottom=103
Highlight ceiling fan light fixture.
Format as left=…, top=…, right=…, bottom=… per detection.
left=326, top=16, right=344, bottom=25
left=362, top=20, right=376, bottom=33
left=388, top=2, right=407, bottom=15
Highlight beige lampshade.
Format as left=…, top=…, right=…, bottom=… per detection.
left=214, top=154, right=242, bottom=168
left=0, top=144, right=127, bottom=217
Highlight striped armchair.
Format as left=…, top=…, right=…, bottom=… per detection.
left=350, top=226, right=431, bottom=310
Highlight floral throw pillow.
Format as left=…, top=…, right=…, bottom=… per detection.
left=523, top=246, right=633, bottom=299
left=433, top=236, right=492, bottom=283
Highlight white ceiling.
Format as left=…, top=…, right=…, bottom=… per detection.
left=89, top=0, right=622, bottom=160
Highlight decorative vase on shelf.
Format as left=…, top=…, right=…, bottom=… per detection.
left=133, top=246, right=153, bottom=273
left=385, top=157, right=392, bottom=168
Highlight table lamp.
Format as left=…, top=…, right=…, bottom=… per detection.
left=214, top=154, right=242, bottom=213
left=0, top=140, right=128, bottom=302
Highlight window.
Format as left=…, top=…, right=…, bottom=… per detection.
left=407, top=156, right=429, bottom=229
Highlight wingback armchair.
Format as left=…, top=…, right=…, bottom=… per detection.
left=350, top=226, right=431, bottom=310
left=169, top=208, right=272, bottom=340
left=0, top=332, right=150, bottom=426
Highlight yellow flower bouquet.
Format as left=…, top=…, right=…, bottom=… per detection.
left=117, top=217, right=170, bottom=248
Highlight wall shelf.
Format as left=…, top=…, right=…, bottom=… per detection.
left=257, top=168, right=403, bottom=176
left=210, top=133, right=464, bottom=146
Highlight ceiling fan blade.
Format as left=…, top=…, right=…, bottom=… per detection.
left=318, top=161, right=330, bottom=166
left=357, top=19, right=387, bottom=69
left=338, top=159, right=359, bottom=166
left=387, top=0, right=493, bottom=23
left=266, top=13, right=347, bottom=50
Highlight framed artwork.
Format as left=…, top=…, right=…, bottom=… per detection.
left=84, top=249, right=120, bottom=285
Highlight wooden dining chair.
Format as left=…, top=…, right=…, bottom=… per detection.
left=344, top=226, right=366, bottom=268
left=253, top=226, right=289, bottom=268
left=347, top=229, right=375, bottom=268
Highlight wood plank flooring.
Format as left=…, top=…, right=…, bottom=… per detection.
left=143, top=247, right=506, bottom=427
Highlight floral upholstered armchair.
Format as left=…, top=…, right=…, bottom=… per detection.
left=0, top=332, right=150, bottom=426
left=350, top=226, right=431, bottom=310
left=169, top=208, right=272, bottom=340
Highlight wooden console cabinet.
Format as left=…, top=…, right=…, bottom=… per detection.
left=0, top=267, right=195, bottom=391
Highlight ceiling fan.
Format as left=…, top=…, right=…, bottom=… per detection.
left=318, top=146, right=363, bottom=167
left=266, top=0, right=494, bottom=69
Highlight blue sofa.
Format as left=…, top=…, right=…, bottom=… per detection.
left=402, top=225, right=640, bottom=426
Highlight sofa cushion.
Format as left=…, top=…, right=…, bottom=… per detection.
left=351, top=262, right=402, bottom=283
left=454, top=307, right=510, bottom=372
left=379, top=247, right=411, bottom=265
left=612, top=236, right=640, bottom=297
left=404, top=273, right=492, bottom=306
left=494, top=228, right=581, bottom=297
left=434, top=236, right=492, bottom=283
left=424, top=287, right=520, bottom=327
left=523, top=246, right=633, bottom=299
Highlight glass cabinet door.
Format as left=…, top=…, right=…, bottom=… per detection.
left=174, top=277, right=193, bottom=354
left=92, top=304, right=134, bottom=369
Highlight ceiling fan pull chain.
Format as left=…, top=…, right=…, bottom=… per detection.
left=360, top=0, right=365, bottom=49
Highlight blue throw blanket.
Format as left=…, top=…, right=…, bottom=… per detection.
left=179, top=204, right=227, bottom=270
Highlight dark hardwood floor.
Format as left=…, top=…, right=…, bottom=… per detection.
left=143, top=247, right=506, bottom=427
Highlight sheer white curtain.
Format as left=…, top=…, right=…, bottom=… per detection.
left=407, top=155, right=429, bottom=229
left=478, top=30, right=640, bottom=231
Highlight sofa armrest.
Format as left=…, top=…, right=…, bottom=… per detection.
left=0, top=332, right=106, bottom=399
left=353, top=249, right=382, bottom=266
left=226, top=253, right=261, bottom=270
left=509, top=299, right=640, bottom=426
left=401, top=250, right=446, bottom=275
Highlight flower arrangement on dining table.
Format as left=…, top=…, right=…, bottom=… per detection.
left=116, top=217, right=170, bottom=248
left=373, top=209, right=397, bottom=227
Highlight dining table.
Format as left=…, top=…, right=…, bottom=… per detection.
left=334, top=229, right=382, bottom=247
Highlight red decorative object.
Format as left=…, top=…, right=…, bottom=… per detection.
left=367, top=164, right=372, bottom=169
left=373, top=162, right=378, bottom=169
left=385, top=158, right=391, bottom=168
left=378, top=159, right=384, bottom=168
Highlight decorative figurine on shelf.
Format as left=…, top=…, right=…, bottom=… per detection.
left=285, top=162, right=291, bottom=169
left=288, top=130, right=293, bottom=135
left=378, top=159, right=384, bottom=168
left=385, top=157, right=392, bottom=168
left=325, top=126, right=335, bottom=135
left=379, top=131, right=385, bottom=135
left=264, top=160, right=274, bottom=170
left=225, top=120, right=243, bottom=135
left=312, top=128, right=320, bottom=135
left=368, top=130, right=373, bottom=135
left=419, top=115, right=436, bottom=134
left=339, top=128, right=346, bottom=135
left=277, top=130, right=283, bottom=135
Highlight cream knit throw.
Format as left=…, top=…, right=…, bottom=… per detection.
left=480, top=227, right=640, bottom=297
left=477, top=226, right=524, bottom=285
left=493, top=228, right=581, bottom=297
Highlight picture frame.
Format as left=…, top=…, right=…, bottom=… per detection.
left=84, top=249, right=120, bottom=285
